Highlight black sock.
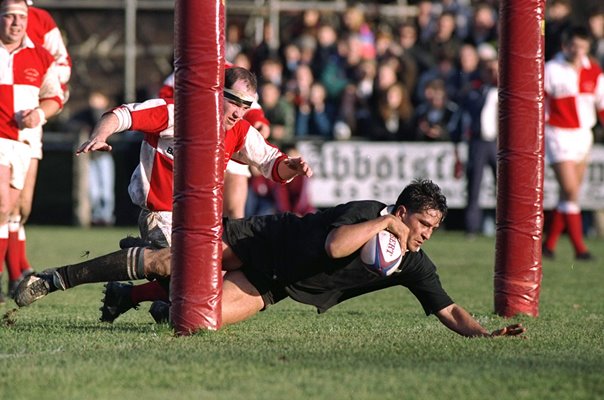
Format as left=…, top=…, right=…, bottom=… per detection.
left=55, top=247, right=145, bottom=289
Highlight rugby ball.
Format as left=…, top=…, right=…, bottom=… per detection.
left=360, top=230, right=403, bottom=276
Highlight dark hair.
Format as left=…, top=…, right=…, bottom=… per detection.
left=395, top=179, right=448, bottom=221
left=561, top=26, right=591, bottom=45
left=225, top=66, right=257, bottom=93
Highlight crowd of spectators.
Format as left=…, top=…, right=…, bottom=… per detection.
left=221, top=0, right=604, bottom=146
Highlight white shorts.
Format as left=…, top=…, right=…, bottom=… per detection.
left=138, top=209, right=172, bottom=248
left=19, top=128, right=43, bottom=160
left=225, top=160, right=251, bottom=178
left=0, top=138, right=32, bottom=190
left=545, top=126, right=593, bottom=164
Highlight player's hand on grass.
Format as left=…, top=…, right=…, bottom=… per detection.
left=490, top=323, right=525, bottom=337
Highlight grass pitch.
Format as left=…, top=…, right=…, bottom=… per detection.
left=0, top=226, right=602, bottom=400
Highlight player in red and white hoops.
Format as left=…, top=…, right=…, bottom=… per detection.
left=76, top=67, right=312, bottom=322
left=159, top=63, right=270, bottom=219
left=3, top=1, right=72, bottom=296
left=543, top=26, right=604, bottom=261
left=0, top=0, right=63, bottom=299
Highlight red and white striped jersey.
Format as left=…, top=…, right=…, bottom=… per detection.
left=0, top=36, right=63, bottom=143
left=27, top=7, right=71, bottom=87
left=111, top=98, right=286, bottom=212
left=545, top=53, right=604, bottom=130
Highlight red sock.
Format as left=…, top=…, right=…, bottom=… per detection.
left=544, top=209, right=565, bottom=251
left=6, top=229, right=22, bottom=282
left=565, top=212, right=588, bottom=255
left=0, top=224, right=9, bottom=277
left=19, top=226, right=31, bottom=273
left=130, top=281, right=169, bottom=304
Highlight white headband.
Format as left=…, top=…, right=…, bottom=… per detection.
left=224, top=88, right=255, bottom=106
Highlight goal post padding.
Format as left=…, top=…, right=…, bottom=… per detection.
left=494, top=0, right=545, bottom=317
left=171, top=0, right=225, bottom=334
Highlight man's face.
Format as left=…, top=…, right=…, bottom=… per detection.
left=0, top=1, right=28, bottom=45
left=395, top=206, right=442, bottom=252
left=223, top=79, right=253, bottom=131
left=562, top=36, right=590, bottom=63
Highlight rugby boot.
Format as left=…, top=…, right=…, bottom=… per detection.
left=149, top=300, right=170, bottom=324
left=14, top=269, right=66, bottom=307
left=0, top=274, right=4, bottom=305
left=99, top=281, right=139, bottom=323
left=575, top=252, right=595, bottom=261
left=119, top=236, right=151, bottom=249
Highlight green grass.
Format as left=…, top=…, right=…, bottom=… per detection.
left=0, top=227, right=602, bottom=400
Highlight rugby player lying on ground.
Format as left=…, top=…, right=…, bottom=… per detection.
left=15, top=179, right=524, bottom=338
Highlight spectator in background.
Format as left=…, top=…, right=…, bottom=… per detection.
left=366, top=83, right=415, bottom=142
left=423, top=11, right=462, bottom=61
left=438, top=0, right=473, bottom=41
left=233, top=51, right=252, bottom=70
left=287, top=8, right=321, bottom=44
left=415, top=47, right=460, bottom=104
left=258, top=57, right=284, bottom=87
left=455, top=43, right=481, bottom=103
left=341, top=4, right=375, bottom=61
left=588, top=6, right=604, bottom=69
left=296, top=32, right=317, bottom=66
left=544, top=0, right=572, bottom=61
left=542, top=26, right=604, bottom=261
left=373, top=58, right=399, bottom=97
left=0, top=0, right=64, bottom=299
left=339, top=59, right=376, bottom=137
left=67, top=91, right=115, bottom=226
left=251, top=21, right=278, bottom=77
left=375, top=27, right=399, bottom=63
left=295, top=81, right=334, bottom=139
left=464, top=3, right=498, bottom=48
left=413, top=79, right=463, bottom=142
left=311, top=24, right=339, bottom=79
left=259, top=81, right=295, bottom=146
left=284, top=63, right=314, bottom=108
left=458, top=55, right=499, bottom=238
left=281, top=42, right=302, bottom=82
left=415, top=0, right=438, bottom=46
left=226, top=23, right=245, bottom=63
left=397, top=20, right=433, bottom=77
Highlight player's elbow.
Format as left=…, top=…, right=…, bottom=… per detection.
left=324, top=234, right=346, bottom=259
left=324, top=241, right=340, bottom=259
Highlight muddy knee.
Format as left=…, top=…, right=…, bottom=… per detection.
left=143, top=247, right=172, bottom=279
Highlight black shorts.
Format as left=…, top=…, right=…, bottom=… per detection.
left=241, top=264, right=289, bottom=310
left=223, top=216, right=289, bottom=309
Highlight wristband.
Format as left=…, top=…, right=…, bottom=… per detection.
left=35, top=107, right=47, bottom=127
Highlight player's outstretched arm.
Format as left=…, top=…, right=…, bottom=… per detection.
left=279, top=157, right=313, bottom=179
left=436, top=304, right=525, bottom=338
left=76, top=113, right=120, bottom=154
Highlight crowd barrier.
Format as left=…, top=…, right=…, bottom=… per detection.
left=297, top=140, right=604, bottom=210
